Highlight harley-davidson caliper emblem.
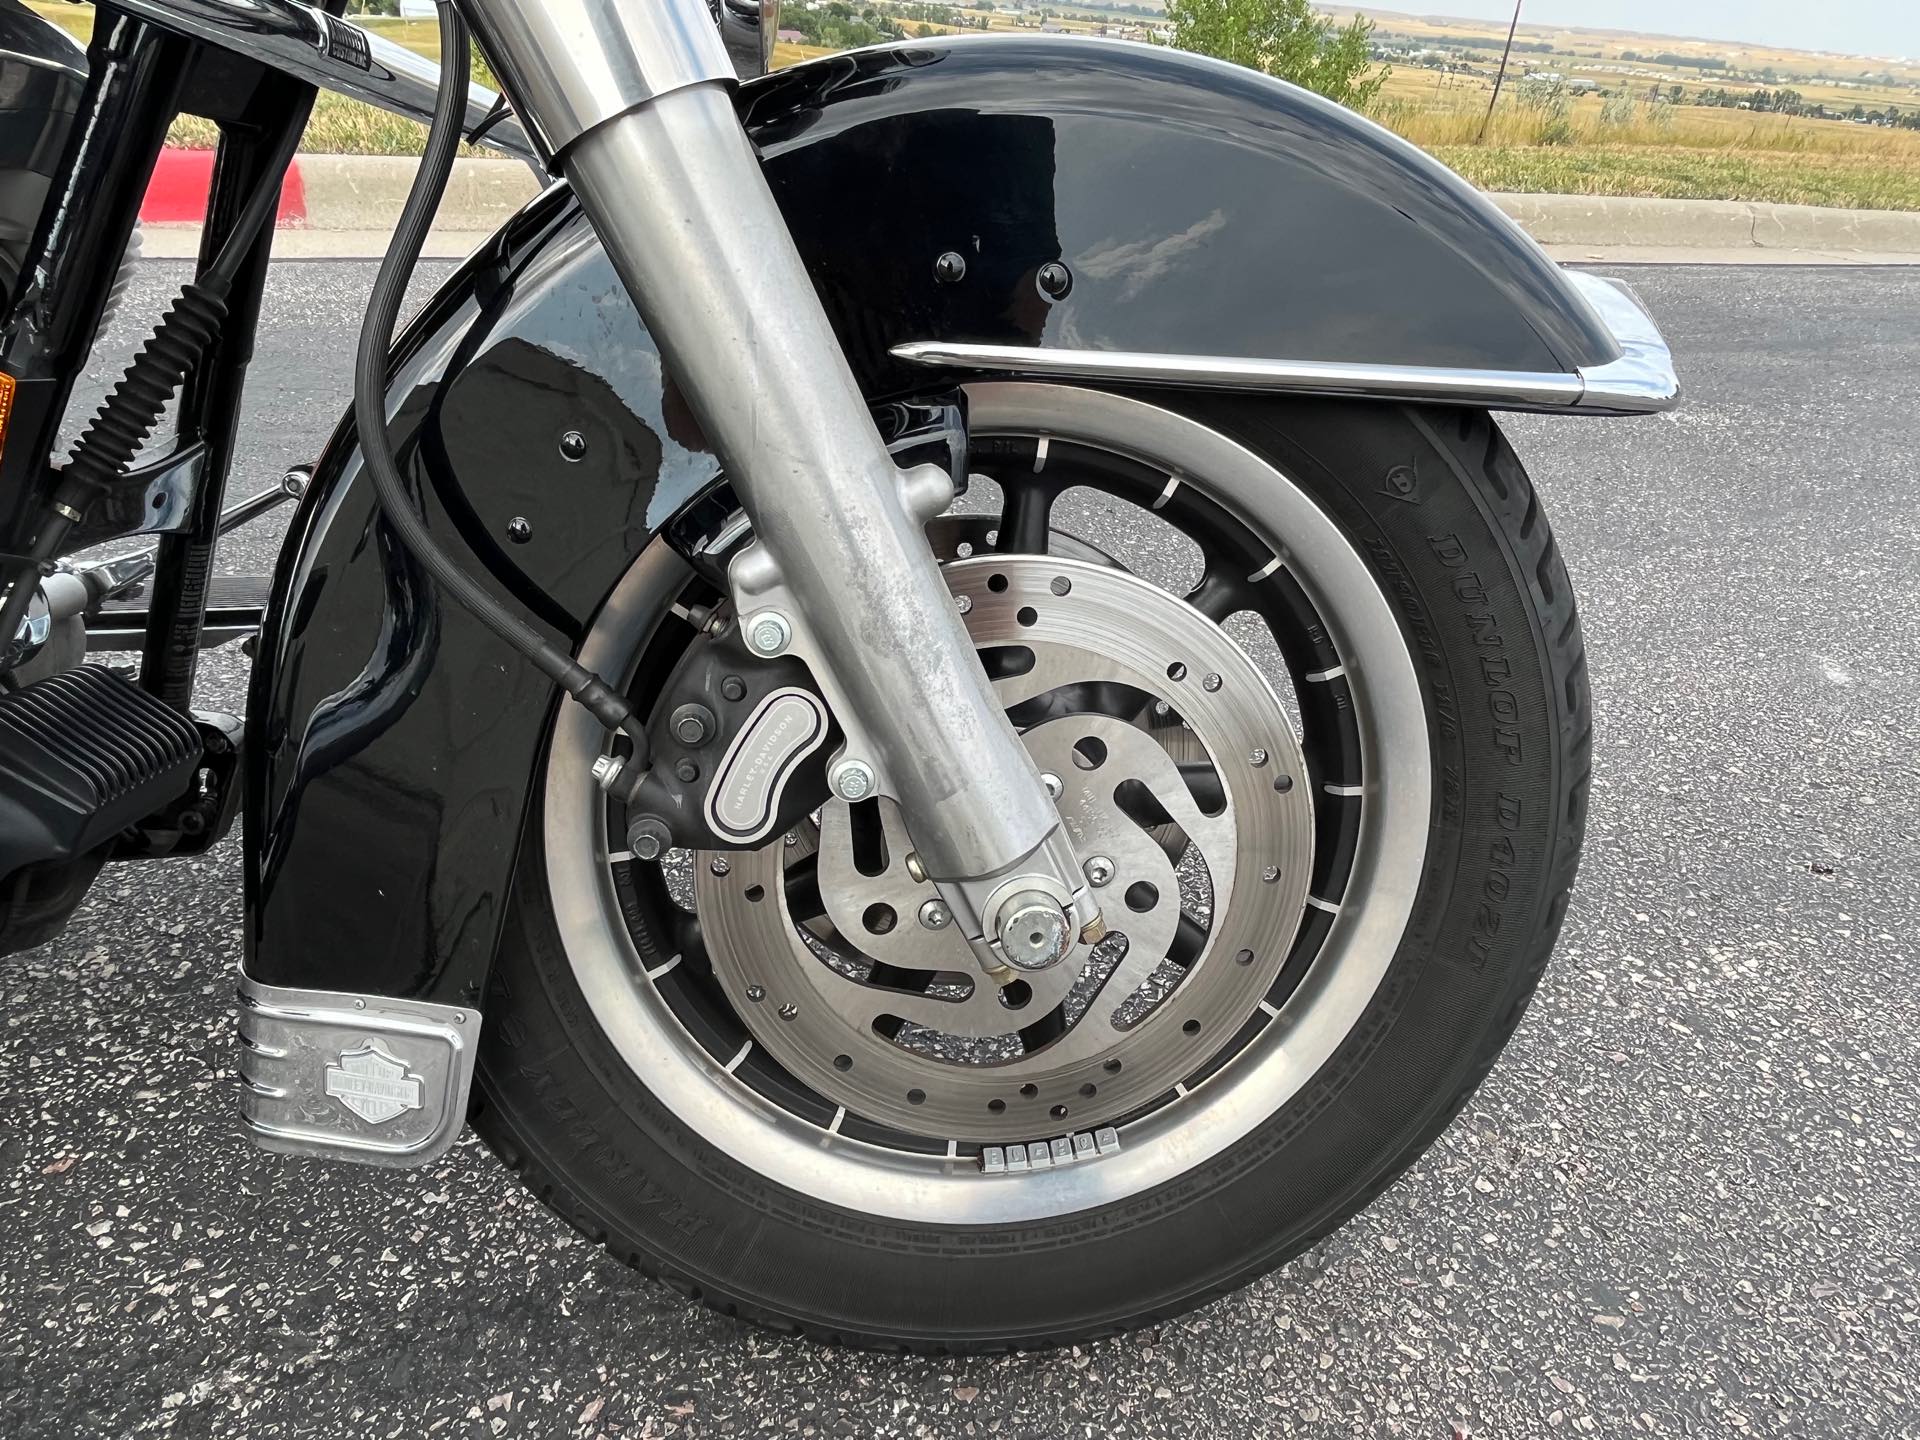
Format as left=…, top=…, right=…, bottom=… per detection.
left=324, top=1040, right=424, bottom=1125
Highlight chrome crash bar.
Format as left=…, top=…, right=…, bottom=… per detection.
left=895, top=271, right=1680, bottom=416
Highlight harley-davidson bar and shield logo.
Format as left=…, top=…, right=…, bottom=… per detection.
left=324, top=1041, right=424, bottom=1125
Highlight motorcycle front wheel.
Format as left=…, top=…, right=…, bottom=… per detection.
left=472, top=383, right=1591, bottom=1350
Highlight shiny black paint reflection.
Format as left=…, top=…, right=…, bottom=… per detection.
left=753, top=39, right=1618, bottom=382
left=251, top=38, right=1618, bottom=1007
left=247, top=194, right=725, bottom=1004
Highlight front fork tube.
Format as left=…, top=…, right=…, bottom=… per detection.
left=458, top=1, right=1097, bottom=970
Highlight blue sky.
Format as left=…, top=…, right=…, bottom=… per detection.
left=1357, top=2, right=1919, bottom=59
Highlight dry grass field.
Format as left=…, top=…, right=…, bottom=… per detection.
left=23, top=1, right=1920, bottom=208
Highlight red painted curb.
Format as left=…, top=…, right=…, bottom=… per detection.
left=140, top=148, right=307, bottom=226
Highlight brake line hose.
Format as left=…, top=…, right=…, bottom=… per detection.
left=353, top=3, right=651, bottom=762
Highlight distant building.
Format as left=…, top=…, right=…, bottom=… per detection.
left=397, top=0, right=435, bottom=16
left=777, top=27, right=807, bottom=43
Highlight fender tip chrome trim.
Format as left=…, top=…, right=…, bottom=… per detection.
left=236, top=975, right=479, bottom=1168
left=1566, top=270, right=1683, bottom=414
left=891, top=272, right=1677, bottom=417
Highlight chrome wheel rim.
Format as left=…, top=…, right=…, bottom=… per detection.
left=545, top=383, right=1431, bottom=1224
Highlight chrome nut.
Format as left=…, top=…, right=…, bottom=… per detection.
left=591, top=755, right=625, bottom=793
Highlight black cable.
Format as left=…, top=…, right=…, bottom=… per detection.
left=353, top=2, right=650, bottom=758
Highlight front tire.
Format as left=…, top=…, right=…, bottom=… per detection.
left=472, top=388, right=1590, bottom=1350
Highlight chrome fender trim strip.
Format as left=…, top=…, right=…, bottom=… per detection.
left=893, top=271, right=1678, bottom=417
left=237, top=975, right=479, bottom=1168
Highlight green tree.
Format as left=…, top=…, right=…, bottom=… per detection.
left=1164, top=0, right=1388, bottom=111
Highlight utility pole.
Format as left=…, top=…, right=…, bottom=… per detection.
left=1480, top=0, right=1524, bottom=143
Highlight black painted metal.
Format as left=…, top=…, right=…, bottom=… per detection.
left=0, top=0, right=88, bottom=314
left=245, top=194, right=721, bottom=1006
left=0, top=10, right=188, bottom=545
left=247, top=37, right=1620, bottom=1010
left=140, top=75, right=320, bottom=709
left=753, top=38, right=1622, bottom=384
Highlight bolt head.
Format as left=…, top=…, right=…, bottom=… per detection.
left=559, top=430, right=588, bottom=462
left=1037, top=261, right=1073, bottom=300
left=670, top=702, right=715, bottom=748
left=918, top=899, right=952, bottom=930
left=933, top=250, right=967, bottom=283
left=720, top=674, right=748, bottom=703
left=591, top=755, right=625, bottom=792
left=831, top=759, right=875, bottom=802
left=1041, top=772, right=1063, bottom=800
left=674, top=758, right=700, bottom=783
left=1202, top=672, right=1223, bottom=692
left=1249, top=748, right=1269, bottom=767
left=1083, top=855, right=1115, bottom=888
left=746, top=611, right=792, bottom=657
left=506, top=516, right=533, bottom=544
left=627, top=815, right=671, bottom=861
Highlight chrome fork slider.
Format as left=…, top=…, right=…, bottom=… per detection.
left=463, top=0, right=1090, bottom=963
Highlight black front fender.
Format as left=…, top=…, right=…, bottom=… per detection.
left=247, top=37, right=1624, bottom=1006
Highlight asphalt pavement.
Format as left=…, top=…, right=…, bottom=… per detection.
left=1, top=260, right=1917, bottom=1438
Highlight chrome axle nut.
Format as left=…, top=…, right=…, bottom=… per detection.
left=745, top=610, right=792, bottom=657
left=831, top=759, right=876, bottom=802
left=997, top=891, right=1072, bottom=971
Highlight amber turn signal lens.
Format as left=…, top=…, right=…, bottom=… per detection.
left=0, top=371, right=15, bottom=467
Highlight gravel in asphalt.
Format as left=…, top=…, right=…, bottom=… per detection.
left=1, top=261, right=1916, bottom=1437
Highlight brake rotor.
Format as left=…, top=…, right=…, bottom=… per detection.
left=695, top=554, right=1314, bottom=1143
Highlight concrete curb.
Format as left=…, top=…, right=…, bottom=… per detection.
left=140, top=153, right=1920, bottom=258
left=1491, top=192, right=1920, bottom=254
left=292, top=155, right=541, bottom=232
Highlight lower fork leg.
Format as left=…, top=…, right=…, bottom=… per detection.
left=557, top=85, right=1096, bottom=966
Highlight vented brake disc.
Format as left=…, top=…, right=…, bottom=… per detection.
left=695, top=554, right=1314, bottom=1143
